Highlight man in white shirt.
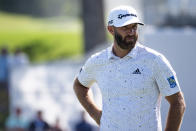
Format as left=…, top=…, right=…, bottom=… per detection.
left=73, top=5, right=186, bottom=131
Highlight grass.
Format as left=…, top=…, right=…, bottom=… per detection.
left=0, top=12, right=83, bottom=62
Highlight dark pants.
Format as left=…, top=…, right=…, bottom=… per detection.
left=0, top=81, right=9, bottom=129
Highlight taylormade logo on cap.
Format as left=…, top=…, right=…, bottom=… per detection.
left=108, top=6, right=144, bottom=27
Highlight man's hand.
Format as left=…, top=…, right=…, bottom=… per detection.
left=165, top=92, right=186, bottom=131
left=73, top=78, right=102, bottom=125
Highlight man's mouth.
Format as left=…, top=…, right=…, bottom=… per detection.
left=125, top=36, right=135, bottom=42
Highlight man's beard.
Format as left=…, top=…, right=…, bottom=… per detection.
left=114, top=30, right=138, bottom=50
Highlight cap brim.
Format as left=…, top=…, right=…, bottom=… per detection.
left=138, top=22, right=144, bottom=26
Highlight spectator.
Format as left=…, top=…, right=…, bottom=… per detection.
left=0, top=47, right=10, bottom=89
left=74, top=111, right=93, bottom=131
left=28, top=110, right=50, bottom=131
left=9, top=48, right=29, bottom=68
left=51, top=118, right=63, bottom=131
left=0, top=47, right=10, bottom=129
left=5, top=107, right=28, bottom=131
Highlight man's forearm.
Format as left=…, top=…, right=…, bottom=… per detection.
left=165, top=94, right=186, bottom=131
left=73, top=78, right=102, bottom=125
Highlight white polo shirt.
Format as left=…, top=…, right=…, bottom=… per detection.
left=77, top=43, right=181, bottom=131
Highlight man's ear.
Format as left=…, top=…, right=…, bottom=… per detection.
left=107, top=26, right=115, bottom=35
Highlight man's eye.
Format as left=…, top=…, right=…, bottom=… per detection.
left=133, top=26, right=137, bottom=29
left=122, top=27, right=127, bottom=30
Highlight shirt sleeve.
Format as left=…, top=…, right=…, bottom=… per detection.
left=154, top=55, right=181, bottom=96
left=77, top=56, right=96, bottom=88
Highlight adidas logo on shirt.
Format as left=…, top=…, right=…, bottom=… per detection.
left=132, top=68, right=141, bottom=74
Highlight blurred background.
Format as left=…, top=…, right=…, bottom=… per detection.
left=0, top=0, right=196, bottom=131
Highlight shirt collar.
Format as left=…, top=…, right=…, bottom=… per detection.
left=107, top=42, right=140, bottom=60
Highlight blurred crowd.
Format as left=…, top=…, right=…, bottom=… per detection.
left=0, top=47, right=29, bottom=89
left=0, top=47, right=29, bottom=130
left=5, top=106, right=97, bottom=131
left=5, top=107, right=63, bottom=131
left=0, top=47, right=98, bottom=131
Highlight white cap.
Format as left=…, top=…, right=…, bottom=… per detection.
left=108, top=6, right=144, bottom=27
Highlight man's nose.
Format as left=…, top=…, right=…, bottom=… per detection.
left=127, top=28, right=136, bottom=35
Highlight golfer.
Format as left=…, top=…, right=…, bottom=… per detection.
left=73, top=5, right=186, bottom=131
